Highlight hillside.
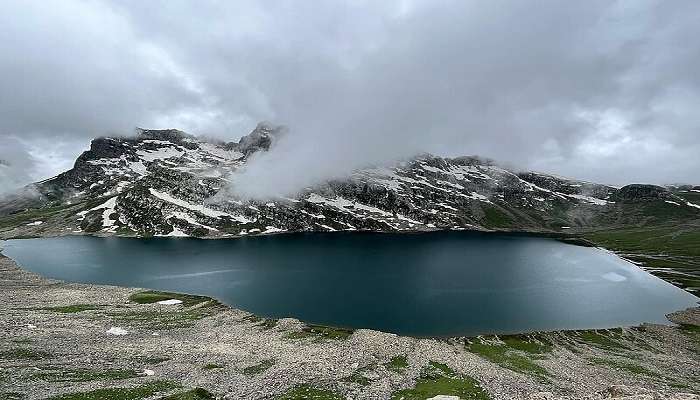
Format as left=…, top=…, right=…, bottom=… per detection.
left=1, top=124, right=699, bottom=293
left=2, top=124, right=698, bottom=238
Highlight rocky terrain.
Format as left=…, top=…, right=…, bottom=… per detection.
left=1, top=124, right=698, bottom=296
left=1, top=124, right=698, bottom=240
left=1, top=254, right=698, bottom=400
left=1, top=126, right=699, bottom=399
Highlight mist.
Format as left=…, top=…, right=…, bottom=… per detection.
left=1, top=1, right=700, bottom=196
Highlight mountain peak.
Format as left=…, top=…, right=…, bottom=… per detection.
left=134, top=128, right=197, bottom=144
left=235, top=122, right=285, bottom=155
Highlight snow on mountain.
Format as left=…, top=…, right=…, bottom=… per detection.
left=1, top=123, right=698, bottom=239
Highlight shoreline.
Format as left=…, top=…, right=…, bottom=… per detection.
left=0, top=242, right=694, bottom=340
left=1, top=252, right=699, bottom=399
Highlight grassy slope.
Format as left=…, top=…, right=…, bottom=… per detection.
left=583, top=222, right=700, bottom=294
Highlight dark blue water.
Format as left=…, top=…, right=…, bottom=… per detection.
left=2, top=232, right=697, bottom=336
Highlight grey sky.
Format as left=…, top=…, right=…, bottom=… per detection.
left=1, top=1, right=699, bottom=196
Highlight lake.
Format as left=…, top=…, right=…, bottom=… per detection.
left=1, top=232, right=697, bottom=337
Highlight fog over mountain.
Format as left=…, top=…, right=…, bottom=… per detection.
left=1, top=1, right=699, bottom=196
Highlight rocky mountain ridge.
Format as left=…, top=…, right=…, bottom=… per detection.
left=1, top=124, right=699, bottom=239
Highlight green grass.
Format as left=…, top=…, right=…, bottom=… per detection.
left=0, top=348, right=52, bottom=360
left=109, top=294, right=223, bottom=330
left=343, top=364, right=376, bottom=386
left=243, top=314, right=279, bottom=330
left=384, top=355, right=409, bottom=373
left=275, top=385, right=346, bottom=400
left=243, top=359, right=275, bottom=375
left=589, top=358, right=660, bottom=378
left=44, top=380, right=179, bottom=400
left=390, top=361, right=489, bottom=400
left=128, top=290, right=214, bottom=308
left=573, top=330, right=629, bottom=352
left=482, top=206, right=514, bottom=228
left=259, top=318, right=279, bottom=330
left=0, top=202, right=78, bottom=231
left=466, top=338, right=550, bottom=380
left=286, top=324, right=354, bottom=341
left=500, top=335, right=552, bottom=354
left=30, top=368, right=138, bottom=382
left=585, top=226, right=700, bottom=258
left=202, top=363, right=224, bottom=370
left=44, top=304, right=100, bottom=313
left=583, top=223, right=700, bottom=293
left=160, top=388, right=215, bottom=400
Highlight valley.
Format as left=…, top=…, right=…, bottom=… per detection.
left=1, top=127, right=699, bottom=399
left=1, top=254, right=698, bottom=400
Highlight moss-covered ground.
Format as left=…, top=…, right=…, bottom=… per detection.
left=390, top=361, right=489, bottom=400
left=466, top=335, right=551, bottom=381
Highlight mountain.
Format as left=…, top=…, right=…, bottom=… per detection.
left=1, top=123, right=699, bottom=240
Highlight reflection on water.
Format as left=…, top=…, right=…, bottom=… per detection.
left=3, top=232, right=698, bottom=337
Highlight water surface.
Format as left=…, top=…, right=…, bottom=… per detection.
left=2, top=232, right=697, bottom=336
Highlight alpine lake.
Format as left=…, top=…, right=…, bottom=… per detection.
left=2, top=231, right=697, bottom=337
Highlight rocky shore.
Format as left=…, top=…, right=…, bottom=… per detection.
left=1, top=253, right=698, bottom=400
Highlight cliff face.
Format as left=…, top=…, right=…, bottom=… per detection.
left=1, top=124, right=698, bottom=238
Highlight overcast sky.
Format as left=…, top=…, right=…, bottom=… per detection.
left=1, top=1, right=699, bottom=195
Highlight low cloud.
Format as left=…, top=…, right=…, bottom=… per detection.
left=1, top=1, right=699, bottom=195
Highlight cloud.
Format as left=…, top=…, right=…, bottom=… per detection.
left=1, top=0, right=699, bottom=195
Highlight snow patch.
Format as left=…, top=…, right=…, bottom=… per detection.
left=137, top=146, right=184, bottom=162
left=106, top=327, right=128, bottom=335
left=263, top=226, right=285, bottom=234
left=686, top=201, right=700, bottom=210
left=149, top=188, right=250, bottom=222
left=157, top=299, right=183, bottom=305
left=567, top=194, right=609, bottom=205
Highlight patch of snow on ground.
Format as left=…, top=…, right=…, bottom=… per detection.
left=318, top=224, right=336, bottom=231
left=686, top=201, right=700, bottom=210
left=137, top=146, right=184, bottom=162
left=106, top=327, right=128, bottom=335
left=419, top=163, right=444, bottom=174
left=567, top=194, right=609, bottom=205
left=149, top=188, right=250, bottom=222
left=157, top=299, right=183, bottom=305
left=161, top=227, right=189, bottom=237
left=199, top=142, right=244, bottom=160
left=100, top=197, right=118, bottom=231
left=665, top=200, right=681, bottom=206
left=167, top=211, right=219, bottom=231
left=467, top=192, right=492, bottom=203
left=26, top=221, right=43, bottom=226
left=129, top=161, right=147, bottom=175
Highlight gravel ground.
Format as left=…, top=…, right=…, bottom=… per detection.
left=0, top=253, right=698, bottom=400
